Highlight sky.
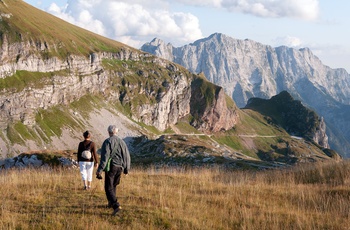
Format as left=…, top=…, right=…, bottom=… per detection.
left=23, top=0, right=350, bottom=73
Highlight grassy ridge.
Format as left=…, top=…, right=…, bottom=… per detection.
left=0, top=0, right=126, bottom=57
left=1, top=162, right=350, bottom=229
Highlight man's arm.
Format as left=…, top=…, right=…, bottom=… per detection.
left=121, top=140, right=131, bottom=174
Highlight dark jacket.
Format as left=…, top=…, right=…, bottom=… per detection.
left=77, top=140, right=98, bottom=164
left=97, top=135, right=131, bottom=174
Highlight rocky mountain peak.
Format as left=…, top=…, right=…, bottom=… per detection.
left=141, top=33, right=350, bottom=157
left=141, top=38, right=174, bottom=61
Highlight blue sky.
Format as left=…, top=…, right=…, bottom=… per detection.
left=24, top=0, right=350, bottom=72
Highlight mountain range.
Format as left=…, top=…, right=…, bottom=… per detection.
left=0, top=0, right=340, bottom=168
left=141, top=33, right=350, bottom=157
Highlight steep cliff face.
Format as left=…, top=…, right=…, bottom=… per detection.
left=141, top=33, right=350, bottom=157
left=0, top=37, right=136, bottom=128
left=0, top=34, right=239, bottom=155
left=190, top=77, right=238, bottom=132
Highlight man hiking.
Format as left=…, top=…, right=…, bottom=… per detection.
left=96, top=125, right=131, bottom=216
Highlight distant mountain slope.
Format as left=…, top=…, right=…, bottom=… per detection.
left=0, top=1, right=340, bottom=167
left=141, top=33, right=350, bottom=157
left=245, top=91, right=329, bottom=148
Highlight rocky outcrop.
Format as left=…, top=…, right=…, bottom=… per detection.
left=313, top=117, right=329, bottom=148
left=190, top=77, right=238, bottom=132
left=0, top=34, right=143, bottom=79
left=131, top=67, right=192, bottom=131
left=0, top=153, right=78, bottom=169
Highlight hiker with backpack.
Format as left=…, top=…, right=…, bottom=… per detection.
left=77, top=130, right=98, bottom=190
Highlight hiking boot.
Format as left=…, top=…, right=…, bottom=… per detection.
left=112, top=206, right=120, bottom=216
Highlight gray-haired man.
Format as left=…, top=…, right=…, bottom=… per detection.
left=96, top=125, right=131, bottom=216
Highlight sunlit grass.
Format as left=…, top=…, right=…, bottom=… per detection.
left=1, top=161, right=350, bottom=229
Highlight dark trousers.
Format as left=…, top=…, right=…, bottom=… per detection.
left=104, top=165, right=122, bottom=209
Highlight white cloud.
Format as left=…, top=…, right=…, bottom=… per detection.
left=173, top=0, right=319, bottom=20
left=47, top=0, right=203, bottom=48
left=273, top=36, right=303, bottom=48
left=173, top=0, right=222, bottom=8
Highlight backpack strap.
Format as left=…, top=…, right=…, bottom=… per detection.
left=85, top=141, right=92, bottom=150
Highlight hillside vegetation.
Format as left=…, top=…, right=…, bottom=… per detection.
left=245, top=91, right=320, bottom=140
left=0, top=0, right=340, bottom=167
left=0, top=0, right=126, bottom=56
left=1, top=162, right=350, bottom=229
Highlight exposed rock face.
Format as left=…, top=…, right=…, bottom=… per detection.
left=0, top=73, right=109, bottom=127
left=313, top=117, right=329, bottom=148
left=0, top=153, right=78, bottom=169
left=190, top=78, right=238, bottom=132
left=141, top=33, right=350, bottom=156
left=132, top=67, right=192, bottom=131
left=0, top=33, right=238, bottom=155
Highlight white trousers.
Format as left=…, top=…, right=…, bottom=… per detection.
left=79, top=161, right=94, bottom=182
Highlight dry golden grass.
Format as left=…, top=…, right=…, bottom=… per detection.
left=1, top=161, right=350, bottom=230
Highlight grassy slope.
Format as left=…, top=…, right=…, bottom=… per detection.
left=1, top=162, right=350, bottom=229
left=0, top=0, right=129, bottom=56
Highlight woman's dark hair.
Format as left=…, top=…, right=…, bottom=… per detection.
left=83, top=131, right=91, bottom=138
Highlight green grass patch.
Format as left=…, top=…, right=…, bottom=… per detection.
left=0, top=71, right=50, bottom=91
left=213, top=134, right=243, bottom=151
left=191, top=77, right=217, bottom=107
left=6, top=124, right=24, bottom=145
left=253, top=137, right=280, bottom=152
left=14, top=122, right=40, bottom=141
left=69, top=94, right=104, bottom=118
left=35, top=106, right=82, bottom=138
left=137, top=122, right=161, bottom=136
left=225, top=94, right=236, bottom=109
left=175, top=121, right=202, bottom=134
left=236, top=109, right=286, bottom=136
left=6, top=122, right=40, bottom=146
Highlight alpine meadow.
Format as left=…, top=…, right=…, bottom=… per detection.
left=0, top=1, right=349, bottom=229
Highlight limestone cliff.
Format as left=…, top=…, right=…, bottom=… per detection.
left=0, top=32, right=239, bottom=155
